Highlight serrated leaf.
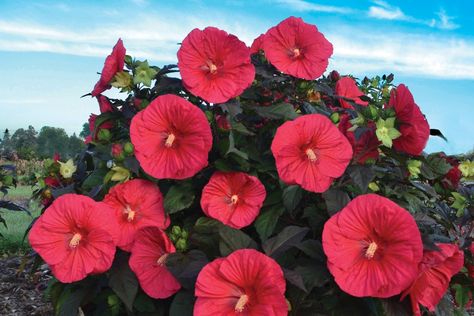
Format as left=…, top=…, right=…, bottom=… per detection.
left=282, top=185, right=303, bottom=212
left=164, top=182, right=195, bottom=214
left=322, top=189, right=350, bottom=216
left=108, top=251, right=138, bottom=311
left=252, top=103, right=299, bottom=120
left=262, top=225, right=309, bottom=258
left=219, top=225, right=258, bottom=256
left=254, top=205, right=285, bottom=241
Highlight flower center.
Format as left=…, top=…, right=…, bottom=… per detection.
left=202, top=60, right=218, bottom=74
left=69, top=233, right=82, bottom=248
left=125, top=205, right=136, bottom=222
left=165, top=133, right=176, bottom=147
left=231, top=194, right=239, bottom=205
left=365, top=241, right=378, bottom=259
left=305, top=148, right=317, bottom=162
left=293, top=48, right=301, bottom=57
left=378, top=126, right=388, bottom=138
left=234, top=294, right=249, bottom=313
left=157, top=253, right=169, bottom=266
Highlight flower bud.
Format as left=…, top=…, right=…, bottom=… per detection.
left=368, top=182, right=380, bottom=192
left=124, top=142, right=134, bottom=155
left=330, top=112, right=340, bottom=124
left=171, top=225, right=182, bottom=236
left=176, top=238, right=187, bottom=252
left=329, top=70, right=340, bottom=81
left=111, top=143, right=124, bottom=158
left=97, top=129, right=111, bottom=142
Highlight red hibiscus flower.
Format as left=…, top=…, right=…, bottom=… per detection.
left=401, top=243, right=464, bottom=316
left=130, top=94, right=212, bottom=179
left=322, top=194, right=423, bottom=298
left=97, top=95, right=113, bottom=113
left=263, top=16, right=333, bottom=80
left=91, top=39, right=126, bottom=97
left=271, top=114, right=352, bottom=193
left=103, top=179, right=170, bottom=251
left=177, top=27, right=255, bottom=104
left=194, top=249, right=287, bottom=316
left=250, top=34, right=265, bottom=55
left=338, top=114, right=380, bottom=164
left=335, top=77, right=368, bottom=109
left=87, top=113, right=114, bottom=143
left=201, top=172, right=266, bottom=229
left=28, top=194, right=118, bottom=283
left=387, top=84, right=430, bottom=155
left=129, top=226, right=181, bottom=298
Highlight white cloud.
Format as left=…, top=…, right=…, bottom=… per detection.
left=429, top=9, right=459, bottom=30
left=275, top=0, right=354, bottom=14
left=368, top=0, right=406, bottom=20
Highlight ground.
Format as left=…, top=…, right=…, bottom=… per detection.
left=0, top=186, right=53, bottom=315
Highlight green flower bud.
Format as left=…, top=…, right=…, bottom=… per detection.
left=176, top=238, right=187, bottom=252
left=97, top=129, right=111, bottom=142
left=124, top=142, right=134, bottom=155
left=368, top=182, right=380, bottom=192
left=180, top=230, right=188, bottom=239
left=171, top=225, right=182, bottom=236
left=407, top=159, right=422, bottom=178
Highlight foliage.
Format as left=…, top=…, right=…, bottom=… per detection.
left=29, top=21, right=474, bottom=316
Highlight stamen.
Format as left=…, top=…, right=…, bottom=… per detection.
left=231, top=194, right=239, bottom=205
left=305, top=148, right=317, bottom=162
left=292, top=48, right=301, bottom=57
left=165, top=133, right=176, bottom=147
left=125, top=205, right=136, bottom=222
left=69, top=233, right=82, bottom=248
left=209, top=63, right=217, bottom=74
left=235, top=294, right=249, bottom=313
left=157, top=253, right=169, bottom=266
left=365, top=241, right=378, bottom=259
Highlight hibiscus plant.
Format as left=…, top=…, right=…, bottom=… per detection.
left=28, top=16, right=473, bottom=316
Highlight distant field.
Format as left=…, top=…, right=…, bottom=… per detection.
left=0, top=185, right=40, bottom=254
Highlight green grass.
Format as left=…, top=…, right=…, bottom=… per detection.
left=0, top=185, right=41, bottom=254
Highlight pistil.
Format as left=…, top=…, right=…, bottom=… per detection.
left=234, top=294, right=249, bottom=313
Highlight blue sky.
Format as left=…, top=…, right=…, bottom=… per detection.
left=0, top=0, right=472, bottom=154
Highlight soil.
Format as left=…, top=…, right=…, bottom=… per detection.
left=0, top=254, right=53, bottom=316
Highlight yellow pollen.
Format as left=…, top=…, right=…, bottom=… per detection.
left=209, top=63, right=217, bottom=74
left=305, top=148, right=317, bottom=162
left=365, top=242, right=378, bottom=259
left=293, top=48, right=301, bottom=57
left=231, top=194, right=239, bottom=205
left=157, top=253, right=169, bottom=266
left=127, top=210, right=136, bottom=222
left=235, top=294, right=249, bottom=313
left=69, top=233, right=82, bottom=248
left=165, top=133, right=176, bottom=147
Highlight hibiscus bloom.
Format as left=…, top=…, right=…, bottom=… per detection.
left=130, top=94, right=212, bottom=179
left=201, top=172, right=266, bottom=229
left=86, top=113, right=114, bottom=143
left=271, top=114, right=352, bottom=193
left=28, top=194, right=118, bottom=283
left=338, top=114, right=380, bottom=164
left=103, top=179, right=169, bottom=251
left=401, top=243, right=464, bottom=316
left=194, top=249, right=287, bottom=316
left=177, top=27, right=255, bottom=104
left=387, top=84, right=430, bottom=155
left=263, top=16, right=333, bottom=80
left=250, top=34, right=265, bottom=55
left=129, top=226, right=181, bottom=299
left=91, top=39, right=126, bottom=97
left=322, top=194, right=423, bottom=298
left=335, top=77, right=368, bottom=109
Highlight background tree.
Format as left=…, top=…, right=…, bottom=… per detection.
left=10, top=125, right=38, bottom=159
left=79, top=122, right=90, bottom=139
left=36, top=126, right=70, bottom=158
left=0, top=129, right=13, bottom=159
left=67, top=133, right=85, bottom=158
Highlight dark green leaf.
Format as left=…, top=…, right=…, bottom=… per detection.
left=347, top=165, right=375, bottom=192
left=282, top=185, right=302, bottom=212
left=0, top=200, right=31, bottom=215
left=254, top=205, right=285, bottom=241
left=322, top=189, right=351, bottom=216
left=252, top=103, right=299, bottom=120
left=294, top=263, right=330, bottom=292
left=262, top=226, right=309, bottom=258
left=430, top=129, right=448, bottom=141
left=56, top=283, right=90, bottom=316
left=226, top=131, right=248, bottom=160
left=166, top=250, right=208, bottom=289
left=108, top=251, right=138, bottom=311
left=169, top=290, right=195, bottom=316
left=219, top=225, right=258, bottom=256
left=380, top=297, right=411, bottom=316
left=283, top=268, right=307, bottom=293
left=51, top=184, right=75, bottom=199
left=296, top=239, right=326, bottom=262
left=164, top=182, right=195, bottom=214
